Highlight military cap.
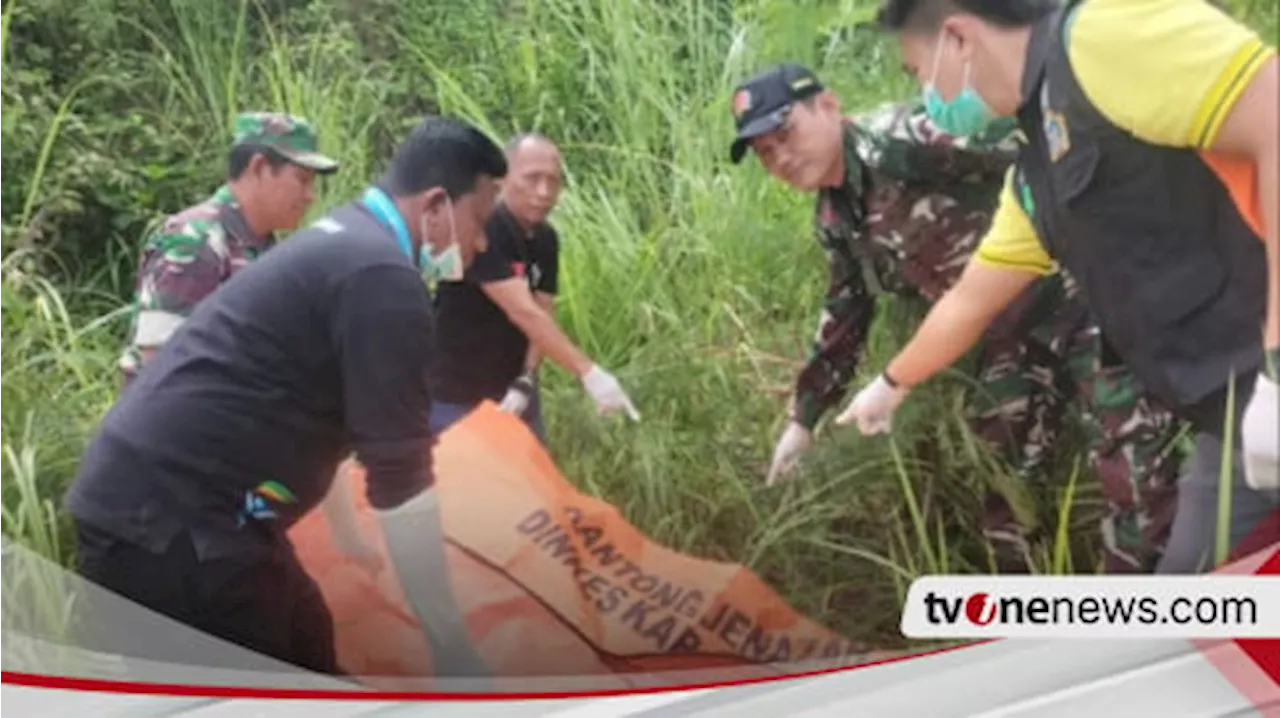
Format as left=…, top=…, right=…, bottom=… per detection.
left=729, top=63, right=825, bottom=164
left=232, top=111, right=339, bottom=174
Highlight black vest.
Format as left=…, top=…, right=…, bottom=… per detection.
left=1012, top=3, right=1266, bottom=411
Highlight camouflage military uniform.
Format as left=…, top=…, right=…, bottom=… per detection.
left=120, top=112, right=338, bottom=383
left=791, top=102, right=1185, bottom=573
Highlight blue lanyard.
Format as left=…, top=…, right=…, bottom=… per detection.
left=360, top=187, right=417, bottom=268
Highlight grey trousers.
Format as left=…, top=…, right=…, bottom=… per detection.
left=1156, top=373, right=1280, bottom=574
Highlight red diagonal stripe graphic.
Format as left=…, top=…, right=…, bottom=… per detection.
left=1235, top=541, right=1280, bottom=687
left=1197, top=507, right=1280, bottom=710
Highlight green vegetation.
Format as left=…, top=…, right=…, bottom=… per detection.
left=3, top=0, right=1276, bottom=650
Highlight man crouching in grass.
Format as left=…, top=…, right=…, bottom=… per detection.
left=731, top=63, right=1187, bottom=574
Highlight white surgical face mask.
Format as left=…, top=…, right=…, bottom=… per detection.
left=419, top=196, right=463, bottom=283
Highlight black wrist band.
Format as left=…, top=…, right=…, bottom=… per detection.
left=1264, top=347, right=1280, bottom=380
left=512, top=375, right=536, bottom=395
left=882, top=369, right=900, bottom=389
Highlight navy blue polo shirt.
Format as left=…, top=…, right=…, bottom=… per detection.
left=64, top=192, right=437, bottom=561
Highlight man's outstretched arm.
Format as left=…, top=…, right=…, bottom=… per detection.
left=764, top=228, right=877, bottom=485
left=836, top=168, right=1052, bottom=433
left=332, top=263, right=490, bottom=679
left=481, top=278, right=638, bottom=420
left=482, top=278, right=593, bottom=377
left=884, top=261, right=1041, bottom=389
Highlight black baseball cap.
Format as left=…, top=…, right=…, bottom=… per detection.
left=728, top=63, right=825, bottom=164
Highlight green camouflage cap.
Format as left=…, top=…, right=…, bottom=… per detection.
left=231, top=111, right=339, bottom=174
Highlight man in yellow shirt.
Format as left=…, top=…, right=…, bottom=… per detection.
left=846, top=0, right=1279, bottom=572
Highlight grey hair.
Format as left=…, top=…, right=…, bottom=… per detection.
left=504, top=132, right=559, bottom=158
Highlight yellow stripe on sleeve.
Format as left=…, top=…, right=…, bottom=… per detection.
left=1192, top=40, right=1275, bottom=147
left=1067, top=0, right=1275, bottom=149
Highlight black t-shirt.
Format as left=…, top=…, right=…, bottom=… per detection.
left=64, top=199, right=437, bottom=561
left=430, top=203, right=559, bottom=405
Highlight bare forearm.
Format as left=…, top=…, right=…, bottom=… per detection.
left=524, top=294, right=554, bottom=373
left=885, top=291, right=992, bottom=388
left=522, top=344, right=543, bottom=374
left=884, top=263, right=1038, bottom=388
left=512, top=306, right=593, bottom=377
left=524, top=291, right=555, bottom=371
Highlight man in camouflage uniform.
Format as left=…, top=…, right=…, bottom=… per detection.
left=120, top=112, right=339, bottom=385
left=728, top=63, right=1185, bottom=573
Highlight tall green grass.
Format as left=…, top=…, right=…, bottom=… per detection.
left=3, top=0, right=1275, bottom=648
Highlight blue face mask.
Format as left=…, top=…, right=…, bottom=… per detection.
left=922, top=35, right=996, bottom=138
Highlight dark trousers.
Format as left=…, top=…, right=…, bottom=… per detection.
left=73, top=519, right=341, bottom=675
left=1158, top=370, right=1280, bottom=573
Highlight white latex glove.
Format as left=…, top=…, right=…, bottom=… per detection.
left=321, top=466, right=384, bottom=574
left=498, top=374, right=535, bottom=415
left=1241, top=372, right=1278, bottom=491
left=834, top=373, right=909, bottom=435
left=375, top=488, right=492, bottom=679
left=332, top=530, right=385, bottom=574
left=581, top=364, right=640, bottom=421
left=766, top=421, right=813, bottom=487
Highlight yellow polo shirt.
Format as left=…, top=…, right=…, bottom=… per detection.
left=975, top=0, right=1276, bottom=275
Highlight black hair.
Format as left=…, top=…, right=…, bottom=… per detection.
left=877, top=0, right=1059, bottom=33
left=227, top=143, right=289, bottom=179
left=379, top=116, right=508, bottom=199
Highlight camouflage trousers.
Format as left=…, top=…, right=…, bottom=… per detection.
left=965, top=272, right=1186, bottom=574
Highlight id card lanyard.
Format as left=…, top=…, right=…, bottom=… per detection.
left=360, top=186, right=419, bottom=269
